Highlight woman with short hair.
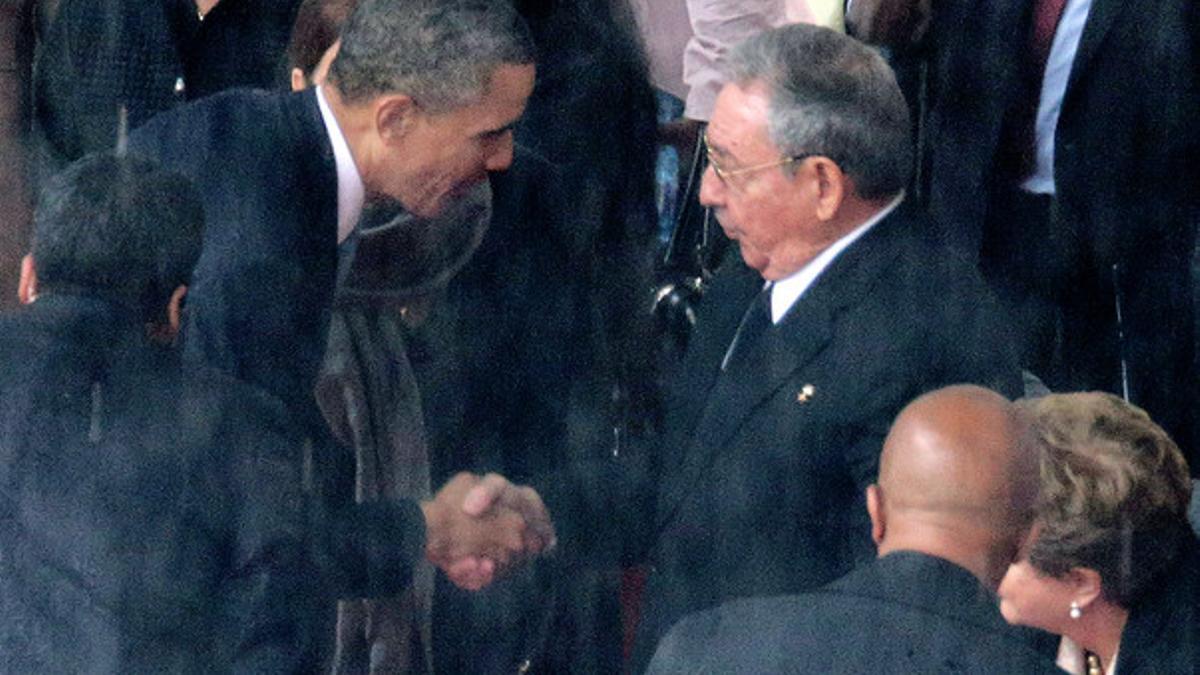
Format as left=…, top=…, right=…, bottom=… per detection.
left=998, top=392, right=1200, bottom=674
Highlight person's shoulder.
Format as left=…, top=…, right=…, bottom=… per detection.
left=130, top=88, right=303, bottom=152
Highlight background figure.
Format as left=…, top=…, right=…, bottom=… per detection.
left=32, top=0, right=303, bottom=181
left=0, top=153, right=251, bottom=671
left=999, top=392, right=1200, bottom=674
left=848, top=0, right=1200, bottom=469
left=649, top=386, right=1060, bottom=674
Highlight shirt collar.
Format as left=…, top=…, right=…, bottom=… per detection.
left=316, top=85, right=365, bottom=245
left=769, top=191, right=904, bottom=324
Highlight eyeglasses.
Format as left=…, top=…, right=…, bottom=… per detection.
left=703, top=132, right=814, bottom=187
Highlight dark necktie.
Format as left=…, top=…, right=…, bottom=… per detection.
left=722, top=284, right=773, bottom=371
left=1000, top=0, right=1071, bottom=178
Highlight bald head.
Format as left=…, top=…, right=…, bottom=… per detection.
left=868, top=385, right=1037, bottom=589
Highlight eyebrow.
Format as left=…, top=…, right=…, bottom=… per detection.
left=705, top=133, right=733, bottom=161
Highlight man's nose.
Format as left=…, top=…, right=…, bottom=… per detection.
left=698, top=164, right=723, bottom=207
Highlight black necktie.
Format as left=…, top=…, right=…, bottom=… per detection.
left=722, top=284, right=773, bottom=371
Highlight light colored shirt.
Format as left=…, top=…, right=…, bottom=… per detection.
left=769, top=191, right=903, bottom=323
left=1057, top=636, right=1119, bottom=675
left=316, top=85, right=365, bottom=244
left=1020, top=0, right=1094, bottom=195
left=683, top=0, right=844, bottom=121
left=630, top=0, right=693, bottom=100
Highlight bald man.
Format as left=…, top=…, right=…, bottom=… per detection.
left=647, top=385, right=1059, bottom=674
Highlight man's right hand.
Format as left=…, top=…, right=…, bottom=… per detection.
left=420, top=472, right=553, bottom=591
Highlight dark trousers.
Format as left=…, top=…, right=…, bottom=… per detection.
left=983, top=185, right=1197, bottom=469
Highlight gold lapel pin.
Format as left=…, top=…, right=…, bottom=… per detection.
left=797, top=384, right=816, bottom=404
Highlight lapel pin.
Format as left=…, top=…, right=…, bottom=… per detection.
left=797, top=384, right=816, bottom=404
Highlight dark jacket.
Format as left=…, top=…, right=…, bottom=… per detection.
left=544, top=203, right=1023, bottom=672
left=1116, top=537, right=1200, bottom=674
left=647, top=551, right=1061, bottom=674
left=0, top=294, right=424, bottom=673
left=129, top=87, right=338, bottom=436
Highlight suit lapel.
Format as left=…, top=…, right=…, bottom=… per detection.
left=1063, top=0, right=1121, bottom=100
left=656, top=208, right=910, bottom=530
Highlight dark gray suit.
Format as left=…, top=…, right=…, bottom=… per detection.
left=647, top=552, right=1061, bottom=674
left=546, top=203, right=1022, bottom=672
left=922, top=0, right=1199, bottom=465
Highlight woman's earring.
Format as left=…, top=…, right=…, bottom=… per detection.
left=1069, top=600, right=1082, bottom=620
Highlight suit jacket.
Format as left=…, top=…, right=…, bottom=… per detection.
left=646, top=551, right=1061, bottom=674
left=921, top=0, right=1199, bottom=467
left=1116, top=537, right=1200, bottom=674
left=546, top=204, right=1022, bottom=672
left=127, top=90, right=429, bottom=668
left=129, top=87, right=339, bottom=435
left=34, top=0, right=302, bottom=174
left=925, top=0, right=1199, bottom=262
left=0, top=294, right=412, bottom=673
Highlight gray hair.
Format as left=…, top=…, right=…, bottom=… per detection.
left=725, top=24, right=911, bottom=199
left=331, top=0, right=536, bottom=111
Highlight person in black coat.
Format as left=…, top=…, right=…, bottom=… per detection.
left=648, top=386, right=1061, bottom=674
left=849, top=0, right=1200, bottom=469
left=33, top=0, right=304, bottom=178
left=0, top=153, right=330, bottom=672
left=997, top=392, right=1200, bottom=674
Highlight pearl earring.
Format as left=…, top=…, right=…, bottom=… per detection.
left=1069, top=600, right=1082, bottom=620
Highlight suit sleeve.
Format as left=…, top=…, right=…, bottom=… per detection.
left=182, top=377, right=426, bottom=673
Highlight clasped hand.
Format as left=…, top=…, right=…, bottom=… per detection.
left=420, top=472, right=555, bottom=591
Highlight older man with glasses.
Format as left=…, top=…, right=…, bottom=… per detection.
left=461, top=23, right=1024, bottom=673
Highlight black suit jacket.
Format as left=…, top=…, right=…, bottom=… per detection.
left=925, top=0, right=1199, bottom=262
left=129, top=87, right=339, bottom=434
left=647, top=551, right=1061, bottom=674
left=0, top=295, right=425, bottom=673
left=920, top=0, right=1199, bottom=469
left=547, top=204, right=1022, bottom=671
left=1116, top=537, right=1200, bottom=674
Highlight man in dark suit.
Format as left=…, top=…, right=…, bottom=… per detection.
left=128, top=0, right=552, bottom=593
left=849, top=0, right=1200, bottom=468
left=463, top=24, right=1021, bottom=671
left=646, top=385, right=1060, bottom=674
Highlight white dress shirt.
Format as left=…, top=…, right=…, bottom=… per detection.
left=316, top=85, right=365, bottom=244
left=1020, top=0, right=1095, bottom=195
left=769, top=191, right=903, bottom=323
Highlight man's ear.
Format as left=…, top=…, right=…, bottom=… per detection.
left=18, top=254, right=37, bottom=305
left=866, top=484, right=885, bottom=547
left=290, top=67, right=308, bottom=93
left=808, top=157, right=846, bottom=221
left=166, top=285, right=187, bottom=338
left=375, top=94, right=419, bottom=146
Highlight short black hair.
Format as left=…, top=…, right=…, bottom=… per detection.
left=331, top=0, right=536, bottom=110
left=32, top=153, right=204, bottom=322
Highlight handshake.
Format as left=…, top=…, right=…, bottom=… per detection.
left=420, top=472, right=556, bottom=591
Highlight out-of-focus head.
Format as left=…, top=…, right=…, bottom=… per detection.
left=286, top=0, right=357, bottom=90
left=997, top=393, right=1192, bottom=633
left=25, top=153, right=203, bottom=330
left=869, top=385, right=1038, bottom=590
left=698, top=24, right=910, bottom=280
left=326, top=0, right=536, bottom=218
